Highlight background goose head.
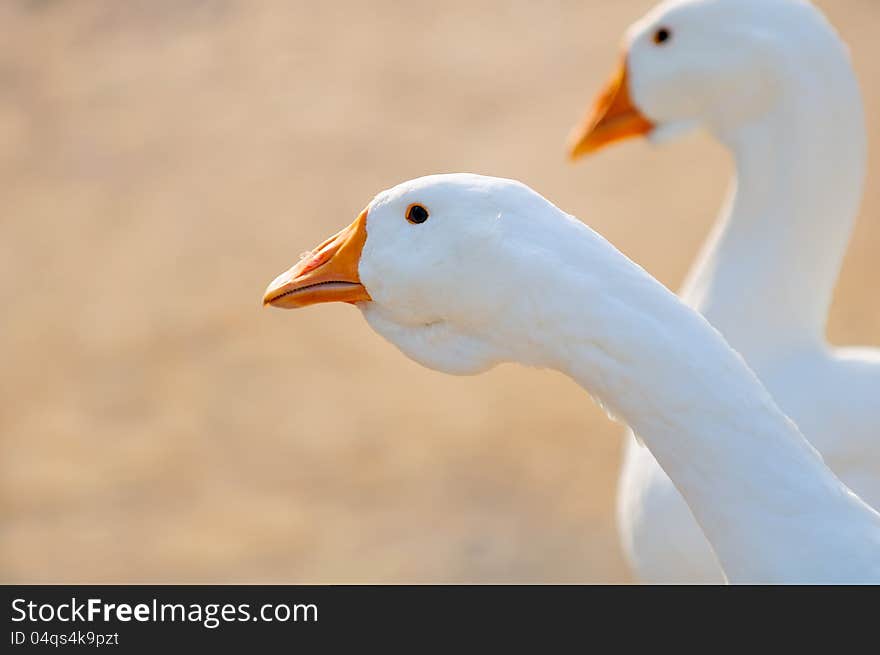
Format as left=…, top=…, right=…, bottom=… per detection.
left=263, top=174, right=644, bottom=379
left=567, top=0, right=858, bottom=157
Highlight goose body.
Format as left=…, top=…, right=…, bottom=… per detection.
left=568, top=0, right=880, bottom=582
left=264, top=173, right=880, bottom=583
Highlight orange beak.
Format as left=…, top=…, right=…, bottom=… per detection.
left=567, top=57, right=654, bottom=160
left=263, top=209, right=372, bottom=309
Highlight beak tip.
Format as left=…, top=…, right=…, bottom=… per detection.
left=565, top=138, right=591, bottom=162
left=566, top=121, right=599, bottom=162
left=263, top=288, right=284, bottom=308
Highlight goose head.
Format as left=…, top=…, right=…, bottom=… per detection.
left=264, top=174, right=581, bottom=375
left=263, top=174, right=640, bottom=377
left=567, top=0, right=851, bottom=157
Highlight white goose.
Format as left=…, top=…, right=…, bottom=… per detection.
left=264, top=174, right=880, bottom=583
left=568, top=0, right=880, bottom=582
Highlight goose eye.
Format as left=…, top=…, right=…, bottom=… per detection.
left=406, top=203, right=430, bottom=224
left=653, top=27, right=672, bottom=45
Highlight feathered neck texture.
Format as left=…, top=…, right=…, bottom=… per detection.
left=495, top=216, right=880, bottom=582
left=679, top=32, right=866, bottom=359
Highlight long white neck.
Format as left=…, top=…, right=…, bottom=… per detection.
left=504, top=223, right=880, bottom=582
left=679, top=45, right=866, bottom=357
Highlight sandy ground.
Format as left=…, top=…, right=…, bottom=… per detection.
left=1, top=0, right=878, bottom=583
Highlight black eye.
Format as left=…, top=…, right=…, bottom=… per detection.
left=406, top=203, right=429, bottom=224
left=653, top=27, right=672, bottom=45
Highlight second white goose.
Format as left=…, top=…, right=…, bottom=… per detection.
left=568, top=0, right=880, bottom=583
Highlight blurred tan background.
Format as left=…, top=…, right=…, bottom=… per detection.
left=2, top=0, right=878, bottom=583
